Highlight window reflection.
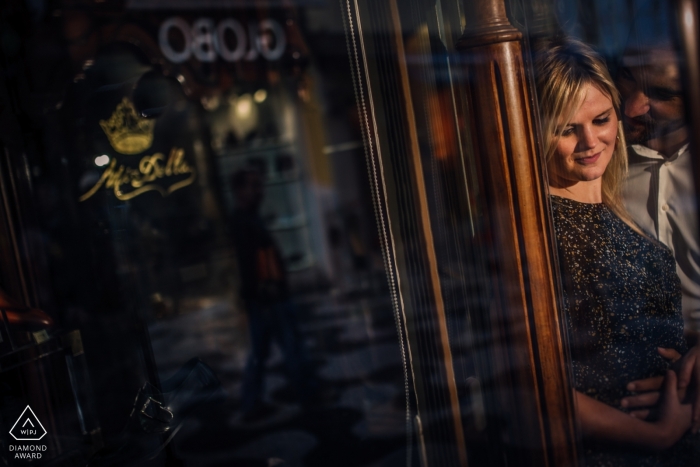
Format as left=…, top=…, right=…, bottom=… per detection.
left=0, top=1, right=420, bottom=465
left=4, top=0, right=700, bottom=465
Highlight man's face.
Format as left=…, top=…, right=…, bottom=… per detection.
left=234, top=173, right=264, bottom=210
left=617, top=47, right=686, bottom=150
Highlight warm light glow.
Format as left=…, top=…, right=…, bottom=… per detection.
left=201, top=95, right=220, bottom=111
left=228, top=94, right=259, bottom=141
left=685, top=9, right=695, bottom=29
left=95, top=155, right=110, bottom=167
left=254, top=89, right=268, bottom=103
left=235, top=94, right=254, bottom=119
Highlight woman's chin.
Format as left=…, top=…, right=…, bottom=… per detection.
left=573, top=166, right=606, bottom=182
left=550, top=173, right=604, bottom=188
left=580, top=173, right=604, bottom=182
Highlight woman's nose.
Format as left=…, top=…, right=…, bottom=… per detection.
left=576, top=126, right=597, bottom=151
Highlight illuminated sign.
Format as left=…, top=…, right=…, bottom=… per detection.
left=79, top=148, right=196, bottom=201
left=100, top=98, right=155, bottom=155
left=159, top=17, right=286, bottom=63
left=80, top=98, right=196, bottom=201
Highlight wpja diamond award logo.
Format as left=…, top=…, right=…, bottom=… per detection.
left=7, top=406, right=47, bottom=461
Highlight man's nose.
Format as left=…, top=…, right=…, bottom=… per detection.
left=624, top=89, right=650, bottom=118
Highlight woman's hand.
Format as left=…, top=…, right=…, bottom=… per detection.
left=622, top=346, right=700, bottom=432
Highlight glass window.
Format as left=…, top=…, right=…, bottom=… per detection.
left=3, top=0, right=698, bottom=466
left=0, top=1, right=423, bottom=465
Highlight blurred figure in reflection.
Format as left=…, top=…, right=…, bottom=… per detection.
left=229, top=168, right=315, bottom=422
left=536, top=37, right=699, bottom=465
left=617, top=31, right=700, bottom=437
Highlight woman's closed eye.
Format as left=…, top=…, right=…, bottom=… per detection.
left=558, top=126, right=575, bottom=136
left=593, top=116, right=611, bottom=126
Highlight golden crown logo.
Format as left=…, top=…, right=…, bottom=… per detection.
left=100, top=98, right=155, bottom=155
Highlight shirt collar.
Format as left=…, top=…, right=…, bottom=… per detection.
left=630, top=143, right=689, bottom=162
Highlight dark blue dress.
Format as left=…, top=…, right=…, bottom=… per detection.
left=551, top=195, right=699, bottom=466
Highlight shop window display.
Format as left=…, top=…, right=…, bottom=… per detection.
left=0, top=1, right=425, bottom=466
left=1, top=0, right=700, bottom=466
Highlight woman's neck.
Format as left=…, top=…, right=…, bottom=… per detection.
left=548, top=180, right=603, bottom=204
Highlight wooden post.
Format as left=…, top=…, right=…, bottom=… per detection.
left=456, top=0, right=579, bottom=465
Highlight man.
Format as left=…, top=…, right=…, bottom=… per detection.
left=618, top=41, right=700, bottom=432
left=619, top=43, right=699, bottom=333
left=229, top=168, right=316, bottom=422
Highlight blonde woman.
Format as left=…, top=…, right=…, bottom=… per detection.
left=536, top=37, right=700, bottom=465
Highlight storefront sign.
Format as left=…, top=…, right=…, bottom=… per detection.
left=79, top=148, right=196, bottom=201
left=100, top=98, right=155, bottom=155
left=159, top=17, right=286, bottom=63
left=80, top=97, right=197, bottom=202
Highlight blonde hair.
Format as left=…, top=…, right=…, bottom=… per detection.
left=535, top=37, right=642, bottom=234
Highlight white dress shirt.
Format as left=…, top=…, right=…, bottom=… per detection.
left=623, top=143, right=700, bottom=332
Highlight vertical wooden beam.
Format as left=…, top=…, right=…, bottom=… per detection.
left=456, top=0, right=578, bottom=466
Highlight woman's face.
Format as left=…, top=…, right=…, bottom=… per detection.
left=549, top=84, right=618, bottom=187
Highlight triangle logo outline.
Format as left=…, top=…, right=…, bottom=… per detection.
left=9, top=406, right=47, bottom=441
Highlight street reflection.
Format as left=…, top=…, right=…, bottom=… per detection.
left=149, top=294, right=408, bottom=465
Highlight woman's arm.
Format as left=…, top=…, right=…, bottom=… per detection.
left=576, top=370, right=692, bottom=452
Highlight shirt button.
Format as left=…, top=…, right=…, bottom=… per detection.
left=662, top=204, right=669, bottom=211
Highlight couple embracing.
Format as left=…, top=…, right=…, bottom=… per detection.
left=537, top=36, right=700, bottom=465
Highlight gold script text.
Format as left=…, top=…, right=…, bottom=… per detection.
left=79, top=148, right=196, bottom=202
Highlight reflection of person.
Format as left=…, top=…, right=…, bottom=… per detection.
left=617, top=40, right=700, bottom=434
left=229, top=168, right=314, bottom=421
left=536, top=37, right=699, bottom=465
left=619, top=41, right=700, bottom=335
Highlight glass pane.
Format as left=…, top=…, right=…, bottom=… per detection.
left=0, top=2, right=420, bottom=466
left=8, top=0, right=658, bottom=464
left=341, top=0, right=513, bottom=465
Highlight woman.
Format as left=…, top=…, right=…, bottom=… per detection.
left=535, top=37, right=700, bottom=465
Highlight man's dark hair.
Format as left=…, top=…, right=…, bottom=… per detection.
left=624, top=4, right=682, bottom=57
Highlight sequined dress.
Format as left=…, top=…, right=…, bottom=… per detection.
left=551, top=195, right=700, bottom=466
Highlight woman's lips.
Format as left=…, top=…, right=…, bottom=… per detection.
left=576, top=152, right=601, bottom=165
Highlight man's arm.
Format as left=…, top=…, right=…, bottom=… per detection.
left=577, top=370, right=691, bottom=452
left=622, top=346, right=700, bottom=433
